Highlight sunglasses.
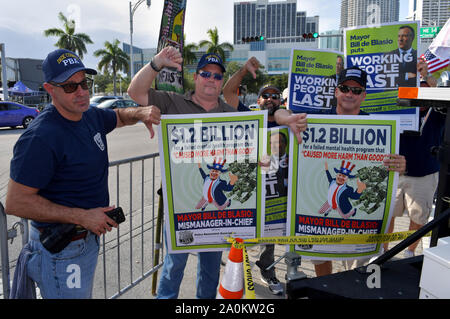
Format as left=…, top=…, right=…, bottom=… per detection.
left=198, top=71, right=224, bottom=81
left=261, top=93, right=280, bottom=100
left=337, top=85, right=365, bottom=95
left=50, top=78, right=93, bottom=93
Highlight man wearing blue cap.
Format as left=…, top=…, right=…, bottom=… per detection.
left=275, top=66, right=407, bottom=277
left=5, top=48, right=159, bottom=299
left=128, top=47, right=236, bottom=299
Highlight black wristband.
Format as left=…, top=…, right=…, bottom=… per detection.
left=150, top=58, right=162, bottom=72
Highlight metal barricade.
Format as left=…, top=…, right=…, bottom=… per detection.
left=99, top=153, right=164, bottom=299
left=0, top=152, right=164, bottom=299
left=0, top=202, right=11, bottom=299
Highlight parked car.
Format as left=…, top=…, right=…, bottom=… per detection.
left=0, top=101, right=40, bottom=129
left=90, top=95, right=123, bottom=107
left=97, top=99, right=140, bottom=110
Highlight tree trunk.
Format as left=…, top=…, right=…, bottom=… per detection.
left=113, top=66, right=117, bottom=96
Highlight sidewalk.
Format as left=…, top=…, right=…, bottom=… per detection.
left=1, top=214, right=423, bottom=299
left=118, top=214, right=428, bottom=299
left=245, top=214, right=427, bottom=299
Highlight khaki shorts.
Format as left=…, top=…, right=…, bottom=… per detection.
left=393, top=173, right=438, bottom=225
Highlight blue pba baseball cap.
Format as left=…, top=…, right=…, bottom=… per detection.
left=196, top=53, right=226, bottom=73
left=43, top=49, right=97, bottom=83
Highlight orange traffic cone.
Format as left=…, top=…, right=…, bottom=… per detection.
left=217, top=238, right=244, bottom=299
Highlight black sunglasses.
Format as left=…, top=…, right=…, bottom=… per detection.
left=198, top=71, right=224, bottom=81
left=261, top=93, right=280, bottom=100
left=338, top=85, right=365, bottom=95
left=50, top=78, right=93, bottom=93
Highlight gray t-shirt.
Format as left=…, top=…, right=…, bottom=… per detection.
left=147, top=89, right=236, bottom=114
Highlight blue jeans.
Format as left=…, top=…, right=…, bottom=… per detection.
left=157, top=233, right=222, bottom=299
left=27, top=226, right=99, bottom=299
left=256, top=244, right=275, bottom=279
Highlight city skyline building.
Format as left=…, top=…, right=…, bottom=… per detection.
left=340, top=0, right=400, bottom=28
left=319, top=30, right=343, bottom=52
left=233, top=0, right=319, bottom=44
left=407, top=0, right=450, bottom=48
left=408, top=0, right=450, bottom=27
left=231, top=0, right=319, bottom=75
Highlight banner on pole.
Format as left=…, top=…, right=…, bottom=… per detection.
left=155, top=0, right=186, bottom=93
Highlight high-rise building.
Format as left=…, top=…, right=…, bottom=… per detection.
left=407, top=0, right=450, bottom=51
left=123, top=43, right=157, bottom=77
left=340, top=0, right=400, bottom=28
left=408, top=0, right=450, bottom=27
left=319, top=30, right=343, bottom=52
left=233, top=0, right=319, bottom=44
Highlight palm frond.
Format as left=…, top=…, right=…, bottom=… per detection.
left=43, top=11, right=93, bottom=58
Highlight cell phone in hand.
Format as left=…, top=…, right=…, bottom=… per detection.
left=105, top=207, right=125, bottom=225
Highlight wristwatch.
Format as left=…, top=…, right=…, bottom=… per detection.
left=150, top=58, right=162, bottom=72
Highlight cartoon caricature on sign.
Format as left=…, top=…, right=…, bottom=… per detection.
left=195, top=158, right=239, bottom=211
left=287, top=115, right=399, bottom=260
left=317, top=160, right=367, bottom=219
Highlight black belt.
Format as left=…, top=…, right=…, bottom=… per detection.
left=37, top=227, right=88, bottom=242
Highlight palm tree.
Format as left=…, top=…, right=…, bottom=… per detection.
left=183, top=35, right=198, bottom=66
left=43, top=12, right=93, bottom=59
left=94, top=39, right=129, bottom=95
left=198, top=27, right=234, bottom=63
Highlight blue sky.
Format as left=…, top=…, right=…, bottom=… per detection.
left=0, top=0, right=410, bottom=69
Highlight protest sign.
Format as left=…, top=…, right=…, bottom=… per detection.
left=287, top=115, right=399, bottom=260
left=345, top=21, right=420, bottom=131
left=155, top=0, right=186, bottom=93
left=158, top=111, right=267, bottom=253
left=287, top=49, right=344, bottom=113
left=263, top=126, right=290, bottom=237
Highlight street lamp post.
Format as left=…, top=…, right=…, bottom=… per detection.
left=129, top=0, right=151, bottom=79
left=1, top=43, right=9, bottom=101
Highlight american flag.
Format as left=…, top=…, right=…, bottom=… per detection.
left=421, top=49, right=450, bottom=73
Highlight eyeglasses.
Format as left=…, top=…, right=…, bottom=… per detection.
left=198, top=71, right=224, bottom=81
left=50, top=78, right=93, bottom=93
left=261, top=93, right=280, bottom=100
left=337, top=85, right=365, bottom=95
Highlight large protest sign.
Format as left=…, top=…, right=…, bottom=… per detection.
left=345, top=21, right=420, bottom=131
left=155, top=0, right=186, bottom=93
left=158, top=112, right=267, bottom=253
left=287, top=115, right=399, bottom=260
left=287, top=49, right=344, bottom=113
left=263, top=126, right=290, bottom=237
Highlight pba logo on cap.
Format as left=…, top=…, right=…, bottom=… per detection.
left=196, top=53, right=226, bottom=73
left=43, top=49, right=97, bottom=83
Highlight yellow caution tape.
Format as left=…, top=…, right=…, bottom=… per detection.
left=242, top=246, right=255, bottom=299
left=228, top=238, right=255, bottom=299
left=227, top=231, right=431, bottom=297
left=226, top=230, right=431, bottom=249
